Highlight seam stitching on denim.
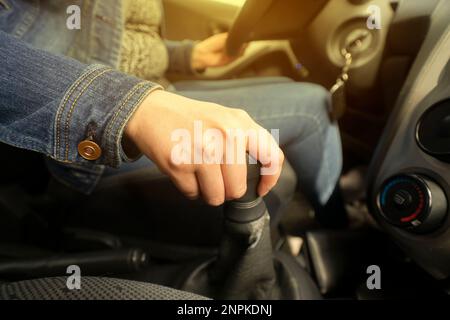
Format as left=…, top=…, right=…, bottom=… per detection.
left=55, top=66, right=104, bottom=159
left=112, top=85, right=161, bottom=167
left=63, top=68, right=113, bottom=160
left=103, top=82, right=148, bottom=164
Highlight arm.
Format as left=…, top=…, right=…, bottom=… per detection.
left=1, top=31, right=283, bottom=205
left=0, top=31, right=161, bottom=168
left=165, top=33, right=246, bottom=75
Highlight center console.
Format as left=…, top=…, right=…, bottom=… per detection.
left=367, top=0, right=450, bottom=280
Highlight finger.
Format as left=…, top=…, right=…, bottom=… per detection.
left=238, top=43, right=248, bottom=57
left=196, top=164, right=225, bottom=206
left=221, top=162, right=247, bottom=201
left=246, top=126, right=284, bottom=197
left=170, top=172, right=199, bottom=200
left=258, top=147, right=284, bottom=197
left=215, top=32, right=228, bottom=41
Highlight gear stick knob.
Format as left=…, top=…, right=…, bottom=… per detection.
left=224, top=160, right=265, bottom=223
left=210, top=161, right=277, bottom=299
left=180, top=159, right=321, bottom=299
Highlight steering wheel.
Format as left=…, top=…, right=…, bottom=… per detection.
left=226, top=0, right=330, bottom=56
left=226, top=0, right=274, bottom=56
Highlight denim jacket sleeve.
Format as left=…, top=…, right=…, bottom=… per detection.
left=0, top=30, right=162, bottom=169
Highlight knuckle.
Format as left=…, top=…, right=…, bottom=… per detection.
left=168, top=161, right=190, bottom=173
left=211, top=102, right=224, bottom=109
left=235, top=108, right=248, bottom=116
left=233, top=108, right=251, bottom=121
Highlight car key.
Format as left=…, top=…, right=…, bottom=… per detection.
left=329, top=48, right=353, bottom=121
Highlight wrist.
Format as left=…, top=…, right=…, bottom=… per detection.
left=123, top=88, right=163, bottom=159
left=191, top=44, right=206, bottom=71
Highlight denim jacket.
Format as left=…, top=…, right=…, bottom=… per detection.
left=0, top=0, right=194, bottom=193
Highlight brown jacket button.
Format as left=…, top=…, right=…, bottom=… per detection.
left=78, top=140, right=102, bottom=161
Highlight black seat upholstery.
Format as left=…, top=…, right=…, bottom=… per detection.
left=0, top=277, right=208, bottom=300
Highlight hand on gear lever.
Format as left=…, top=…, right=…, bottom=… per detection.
left=209, top=160, right=277, bottom=299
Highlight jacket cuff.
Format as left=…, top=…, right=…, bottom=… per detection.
left=54, top=64, right=162, bottom=168
left=165, top=40, right=197, bottom=75
left=119, top=139, right=143, bottom=163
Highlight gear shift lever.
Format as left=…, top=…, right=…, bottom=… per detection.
left=208, top=162, right=277, bottom=299
left=180, top=160, right=320, bottom=299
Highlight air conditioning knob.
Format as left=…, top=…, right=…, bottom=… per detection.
left=377, top=174, right=447, bottom=233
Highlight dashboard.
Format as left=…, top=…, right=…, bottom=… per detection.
left=367, top=0, right=450, bottom=280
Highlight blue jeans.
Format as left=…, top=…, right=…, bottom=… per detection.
left=105, top=77, right=342, bottom=208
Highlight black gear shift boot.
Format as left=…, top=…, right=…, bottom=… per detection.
left=180, top=210, right=320, bottom=299
left=182, top=210, right=277, bottom=299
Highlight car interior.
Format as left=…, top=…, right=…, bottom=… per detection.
left=1, top=0, right=450, bottom=300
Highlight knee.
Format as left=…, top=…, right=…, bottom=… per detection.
left=281, top=82, right=331, bottom=124
left=287, top=82, right=334, bottom=134
left=298, top=83, right=331, bottom=120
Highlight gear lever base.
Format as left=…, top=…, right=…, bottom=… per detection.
left=179, top=211, right=321, bottom=300
left=180, top=252, right=320, bottom=300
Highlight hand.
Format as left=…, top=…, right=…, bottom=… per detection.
left=191, top=32, right=246, bottom=71
left=124, top=90, right=284, bottom=206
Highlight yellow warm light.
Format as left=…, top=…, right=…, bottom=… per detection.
left=211, top=0, right=246, bottom=6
